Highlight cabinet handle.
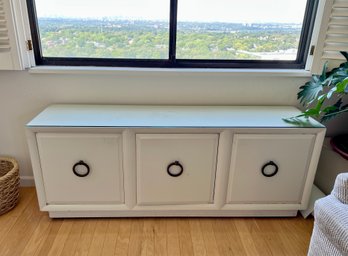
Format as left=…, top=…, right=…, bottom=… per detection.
left=72, top=160, right=90, bottom=177
left=261, top=161, right=278, bottom=177
left=167, top=161, right=184, bottom=177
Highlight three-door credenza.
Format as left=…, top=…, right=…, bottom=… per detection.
left=26, top=105, right=325, bottom=218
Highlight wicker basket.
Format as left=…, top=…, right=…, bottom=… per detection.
left=0, top=157, right=20, bottom=215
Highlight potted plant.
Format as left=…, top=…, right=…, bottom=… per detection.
left=285, top=51, right=348, bottom=159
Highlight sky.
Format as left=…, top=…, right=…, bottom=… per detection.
left=35, top=0, right=307, bottom=23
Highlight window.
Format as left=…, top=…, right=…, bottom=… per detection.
left=27, top=0, right=318, bottom=68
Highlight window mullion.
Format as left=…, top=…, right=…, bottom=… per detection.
left=169, top=0, right=178, bottom=63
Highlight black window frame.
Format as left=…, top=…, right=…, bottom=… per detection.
left=27, top=0, right=318, bottom=69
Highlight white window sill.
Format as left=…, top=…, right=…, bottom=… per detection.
left=28, top=66, right=312, bottom=77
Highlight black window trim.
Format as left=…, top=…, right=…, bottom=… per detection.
left=27, top=0, right=318, bottom=69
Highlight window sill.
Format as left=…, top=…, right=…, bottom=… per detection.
left=28, top=66, right=312, bottom=77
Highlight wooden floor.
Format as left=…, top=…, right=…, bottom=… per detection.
left=0, top=188, right=314, bottom=256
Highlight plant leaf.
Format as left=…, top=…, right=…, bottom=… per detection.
left=322, top=105, right=338, bottom=113
left=320, top=62, right=328, bottom=80
left=336, top=78, right=348, bottom=93
left=340, top=51, right=348, bottom=61
left=304, top=108, right=320, bottom=117
left=297, top=77, right=324, bottom=105
left=327, top=87, right=335, bottom=99
left=321, top=99, right=348, bottom=122
left=295, top=52, right=348, bottom=123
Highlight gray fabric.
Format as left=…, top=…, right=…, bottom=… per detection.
left=332, top=173, right=348, bottom=204
left=308, top=224, right=343, bottom=256
left=308, top=172, right=348, bottom=256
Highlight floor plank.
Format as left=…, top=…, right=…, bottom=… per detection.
left=73, top=219, right=97, bottom=256
left=60, top=220, right=85, bottom=256
left=47, top=219, right=74, bottom=256
left=0, top=188, right=35, bottom=243
left=154, top=218, right=168, bottom=256
left=101, top=219, right=121, bottom=256
left=0, top=188, right=314, bottom=256
left=140, top=218, right=155, bottom=256
left=87, top=219, right=109, bottom=256
left=114, top=219, right=132, bottom=256
left=0, top=192, right=42, bottom=256
left=189, top=219, right=207, bottom=256
left=199, top=219, right=220, bottom=256
left=178, top=219, right=194, bottom=256
left=234, top=218, right=259, bottom=256
left=166, top=218, right=180, bottom=256
left=36, top=219, right=64, bottom=256
left=21, top=215, right=53, bottom=256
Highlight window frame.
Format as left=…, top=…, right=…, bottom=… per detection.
left=26, top=0, right=318, bottom=69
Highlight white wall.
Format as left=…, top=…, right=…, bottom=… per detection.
left=0, top=70, right=347, bottom=180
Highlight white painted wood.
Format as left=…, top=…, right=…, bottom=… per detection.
left=28, top=65, right=312, bottom=77
left=213, top=130, right=233, bottom=209
left=25, top=129, right=48, bottom=209
left=311, top=0, right=348, bottom=73
left=123, top=129, right=137, bottom=209
left=305, top=0, right=327, bottom=71
left=0, top=0, right=23, bottom=70
left=48, top=210, right=297, bottom=218
left=136, top=134, right=218, bottom=205
left=41, top=201, right=300, bottom=212
left=9, top=0, right=34, bottom=68
left=221, top=204, right=302, bottom=211
left=36, top=133, right=124, bottom=204
left=227, top=134, right=315, bottom=204
left=26, top=105, right=324, bottom=128
left=299, top=129, right=326, bottom=209
left=25, top=105, right=326, bottom=217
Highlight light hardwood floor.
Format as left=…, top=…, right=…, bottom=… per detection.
left=0, top=188, right=314, bottom=256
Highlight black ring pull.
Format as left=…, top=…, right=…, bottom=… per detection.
left=261, top=161, right=278, bottom=177
left=167, top=161, right=184, bottom=177
left=72, top=160, right=90, bottom=177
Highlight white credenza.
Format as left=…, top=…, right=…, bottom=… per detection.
left=26, top=105, right=325, bottom=218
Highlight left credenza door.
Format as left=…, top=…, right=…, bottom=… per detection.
left=36, top=133, right=124, bottom=205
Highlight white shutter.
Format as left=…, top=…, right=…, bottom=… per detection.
left=0, top=1, right=10, bottom=52
left=312, top=0, right=348, bottom=73
left=0, top=0, right=22, bottom=70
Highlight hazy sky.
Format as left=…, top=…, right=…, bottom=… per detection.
left=35, top=0, right=307, bottom=23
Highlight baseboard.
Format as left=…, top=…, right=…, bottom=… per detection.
left=20, top=176, right=35, bottom=187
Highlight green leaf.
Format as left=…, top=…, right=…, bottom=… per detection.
left=321, top=99, right=348, bottom=122
left=327, top=56, right=348, bottom=77
left=341, top=51, right=348, bottom=61
left=304, top=108, right=320, bottom=117
left=297, top=78, right=324, bottom=105
left=313, top=94, right=326, bottom=114
left=320, top=62, right=328, bottom=80
left=327, top=87, right=335, bottom=99
left=294, top=52, right=348, bottom=123
left=336, top=78, right=348, bottom=93
left=322, top=105, right=338, bottom=113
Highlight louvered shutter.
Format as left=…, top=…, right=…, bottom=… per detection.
left=0, top=0, right=21, bottom=70
left=312, top=0, right=348, bottom=73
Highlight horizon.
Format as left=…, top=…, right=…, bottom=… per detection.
left=35, top=0, right=307, bottom=24
left=37, top=17, right=303, bottom=25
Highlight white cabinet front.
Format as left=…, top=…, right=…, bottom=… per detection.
left=227, top=134, right=315, bottom=204
left=136, top=134, right=219, bottom=205
left=36, top=133, right=124, bottom=204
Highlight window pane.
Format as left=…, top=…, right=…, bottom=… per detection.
left=176, top=0, right=307, bottom=60
left=35, top=0, right=170, bottom=59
